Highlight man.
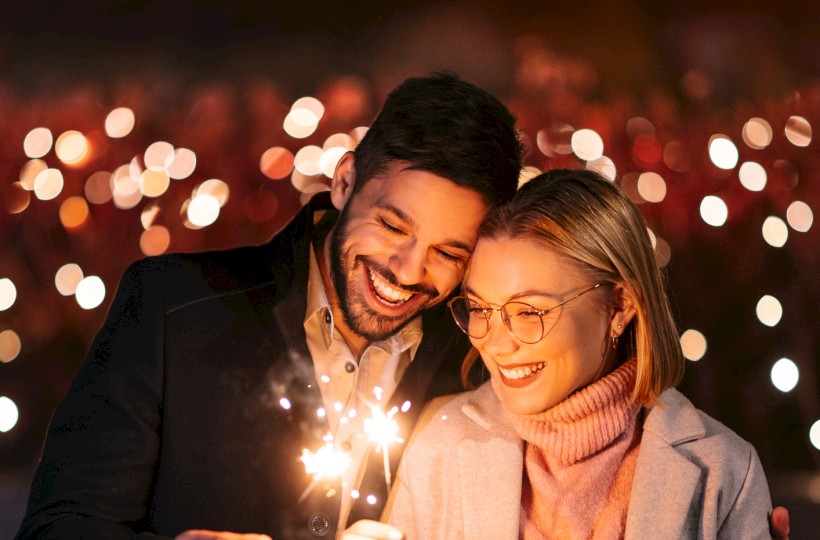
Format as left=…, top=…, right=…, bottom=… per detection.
left=16, top=74, right=791, bottom=540
left=16, top=74, right=523, bottom=540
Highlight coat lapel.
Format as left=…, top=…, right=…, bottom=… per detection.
left=625, top=389, right=707, bottom=539
left=458, top=387, right=523, bottom=540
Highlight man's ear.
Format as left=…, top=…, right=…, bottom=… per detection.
left=611, top=283, right=637, bottom=337
left=330, top=151, right=356, bottom=210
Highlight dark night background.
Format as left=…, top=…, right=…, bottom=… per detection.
left=1, top=1, right=818, bottom=537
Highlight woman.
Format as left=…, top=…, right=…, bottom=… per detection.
left=380, top=169, right=772, bottom=539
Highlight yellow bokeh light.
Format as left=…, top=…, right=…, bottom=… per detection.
left=785, top=116, right=812, bottom=147
left=195, top=179, right=230, bottom=207
left=187, top=194, right=220, bottom=227
left=637, top=172, right=667, bottom=203
left=140, top=167, right=171, bottom=198
left=294, top=145, right=324, bottom=176
left=23, top=127, right=54, bottom=158
left=141, top=204, right=161, bottom=230
left=105, top=107, right=136, bottom=138
left=680, top=329, right=707, bottom=361
left=4, top=183, right=31, bottom=214
left=84, top=171, right=113, bottom=204
left=571, top=128, right=604, bottom=161
left=75, top=276, right=106, bottom=310
left=140, top=226, right=171, bottom=256
left=756, top=295, right=783, bottom=327
left=786, top=200, right=813, bottom=232
left=33, top=168, right=64, bottom=201
left=762, top=216, right=788, bottom=248
left=260, top=147, right=294, bottom=180
left=700, top=195, right=728, bottom=227
left=59, top=196, right=90, bottom=230
left=20, top=159, right=48, bottom=190
left=738, top=161, right=767, bottom=192
left=55, top=263, right=84, bottom=296
left=0, top=396, right=19, bottom=432
left=0, top=330, right=22, bottom=363
left=770, top=358, right=799, bottom=393
left=55, top=130, right=89, bottom=165
left=0, top=278, right=17, bottom=311
left=168, top=148, right=197, bottom=180
left=708, top=135, right=738, bottom=170
left=742, top=117, right=773, bottom=150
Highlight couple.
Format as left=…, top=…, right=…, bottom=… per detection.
left=16, top=74, right=786, bottom=539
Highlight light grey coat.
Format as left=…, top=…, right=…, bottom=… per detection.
left=385, top=383, right=772, bottom=539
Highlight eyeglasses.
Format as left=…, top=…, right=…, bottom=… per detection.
left=447, top=283, right=603, bottom=344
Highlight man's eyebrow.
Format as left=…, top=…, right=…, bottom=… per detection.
left=380, top=203, right=473, bottom=253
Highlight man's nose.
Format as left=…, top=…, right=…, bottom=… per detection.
left=388, top=241, right=426, bottom=285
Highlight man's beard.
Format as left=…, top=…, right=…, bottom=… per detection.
left=328, top=209, right=438, bottom=342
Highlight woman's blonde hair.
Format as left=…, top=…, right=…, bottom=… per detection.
left=461, top=168, right=684, bottom=406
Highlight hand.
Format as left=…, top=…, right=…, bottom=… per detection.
left=769, top=506, right=790, bottom=539
left=342, top=519, right=404, bottom=540
left=175, top=531, right=272, bottom=540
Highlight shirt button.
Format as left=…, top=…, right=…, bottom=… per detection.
left=324, top=312, right=332, bottom=324
left=344, top=361, right=356, bottom=373
left=308, top=512, right=331, bottom=536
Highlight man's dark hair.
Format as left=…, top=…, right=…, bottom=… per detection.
left=353, top=73, right=523, bottom=207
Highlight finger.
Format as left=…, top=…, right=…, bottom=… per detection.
left=343, top=519, right=404, bottom=539
left=769, top=506, right=790, bottom=539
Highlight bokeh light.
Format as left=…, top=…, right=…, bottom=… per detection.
left=20, top=159, right=47, bottom=190
left=708, top=135, right=739, bottom=170
left=738, top=161, right=767, bottom=192
left=195, top=179, right=230, bottom=207
left=0, top=330, right=22, bottom=363
left=680, top=329, right=707, bottom=361
left=187, top=194, right=220, bottom=227
left=140, top=167, right=171, bottom=198
left=0, top=397, right=19, bottom=432
left=742, top=117, right=773, bottom=149
left=810, top=420, right=820, bottom=451
left=55, top=263, right=84, bottom=296
left=700, top=195, right=728, bottom=227
left=144, top=141, right=175, bottom=169
left=283, top=96, right=325, bottom=139
left=585, top=156, right=616, bottom=181
left=632, top=134, right=662, bottom=164
left=770, top=358, right=799, bottom=393
left=517, top=166, right=542, bottom=188
left=626, top=117, right=655, bottom=140
left=84, top=171, right=113, bottom=204
left=59, top=196, right=90, bottom=230
left=4, top=183, right=30, bottom=214
left=33, top=168, right=65, bottom=201
left=168, top=148, right=197, bottom=179
left=141, top=204, right=161, bottom=230
left=55, top=130, right=90, bottom=165
left=23, top=127, right=54, bottom=158
left=571, top=128, right=604, bottom=161
left=756, top=295, right=783, bottom=327
left=140, top=226, right=171, bottom=256
left=663, top=140, right=691, bottom=173
left=260, top=147, right=295, bottom=180
left=762, top=216, right=788, bottom=248
left=637, top=172, right=666, bottom=203
left=786, top=201, right=813, bottom=232
left=319, top=146, right=348, bottom=178
left=111, top=165, right=143, bottom=209
left=292, top=96, right=325, bottom=119
left=0, top=279, right=17, bottom=311
left=105, top=107, right=136, bottom=138
left=75, top=276, right=106, bottom=310
left=785, top=116, right=812, bottom=147
left=293, top=145, right=324, bottom=176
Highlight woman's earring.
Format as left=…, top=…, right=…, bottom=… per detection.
left=611, top=324, right=622, bottom=350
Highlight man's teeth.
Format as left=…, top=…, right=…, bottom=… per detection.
left=368, top=268, right=413, bottom=305
left=499, top=362, right=546, bottom=380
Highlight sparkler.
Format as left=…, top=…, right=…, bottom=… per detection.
left=364, top=404, right=405, bottom=488
left=298, top=433, right=351, bottom=503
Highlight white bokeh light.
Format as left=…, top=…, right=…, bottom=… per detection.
left=55, top=263, right=84, bottom=296
left=810, top=420, right=820, bottom=451
left=738, top=161, right=767, bottom=192
left=0, top=396, right=19, bottom=432
left=756, top=295, right=783, bottom=327
left=770, top=358, right=799, bottom=393
left=786, top=201, right=813, bottom=232
left=75, top=276, right=106, bottom=310
left=187, top=194, right=221, bottom=227
left=708, top=136, right=739, bottom=170
left=762, top=216, right=788, bottom=248
left=0, top=278, right=17, bottom=311
left=700, top=196, right=728, bottom=227
left=571, top=129, right=604, bottom=161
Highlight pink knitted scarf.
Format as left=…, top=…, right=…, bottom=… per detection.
left=510, top=358, right=642, bottom=540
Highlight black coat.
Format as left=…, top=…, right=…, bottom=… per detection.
left=17, top=193, right=470, bottom=540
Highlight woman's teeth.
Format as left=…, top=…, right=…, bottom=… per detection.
left=368, top=268, right=413, bottom=306
left=499, top=362, right=545, bottom=380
